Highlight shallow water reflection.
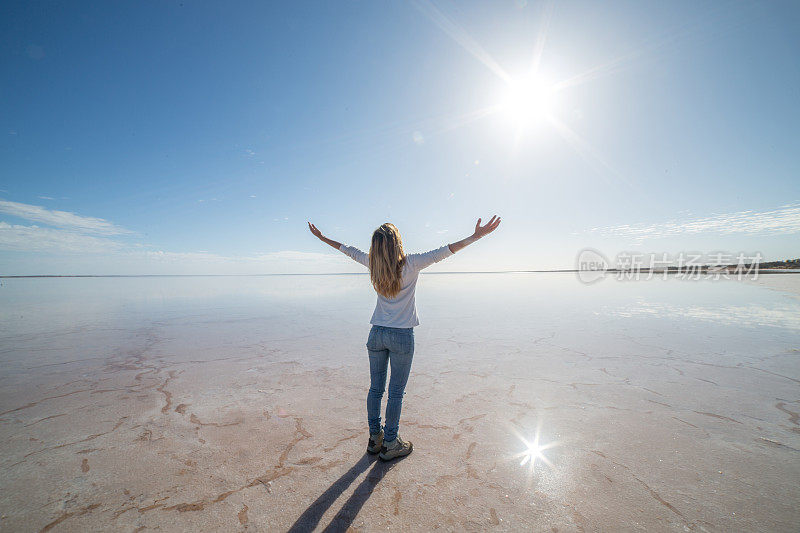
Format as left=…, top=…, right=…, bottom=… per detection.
left=1, top=273, right=799, bottom=531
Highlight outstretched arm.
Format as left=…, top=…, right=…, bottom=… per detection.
left=448, top=215, right=501, bottom=254
left=308, top=222, right=341, bottom=251
left=407, top=215, right=502, bottom=271
left=308, top=221, right=369, bottom=268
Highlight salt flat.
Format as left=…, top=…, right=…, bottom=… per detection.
left=1, top=273, right=798, bottom=532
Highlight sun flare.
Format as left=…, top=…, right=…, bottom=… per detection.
left=497, top=75, right=557, bottom=127
left=511, top=423, right=558, bottom=478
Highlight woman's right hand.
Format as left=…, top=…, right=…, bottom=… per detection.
left=473, top=215, right=501, bottom=239
left=308, top=221, right=323, bottom=239
left=308, top=222, right=343, bottom=251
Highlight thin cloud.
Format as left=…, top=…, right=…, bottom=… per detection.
left=137, top=250, right=345, bottom=264
left=128, top=249, right=349, bottom=273
left=0, top=199, right=131, bottom=235
left=0, top=222, right=123, bottom=253
left=0, top=220, right=351, bottom=272
left=587, top=204, right=800, bottom=241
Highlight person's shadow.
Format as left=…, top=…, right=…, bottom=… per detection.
left=287, top=452, right=407, bottom=532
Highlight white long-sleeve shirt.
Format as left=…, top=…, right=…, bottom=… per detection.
left=339, top=243, right=453, bottom=328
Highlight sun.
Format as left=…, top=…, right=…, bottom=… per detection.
left=497, top=75, right=557, bottom=127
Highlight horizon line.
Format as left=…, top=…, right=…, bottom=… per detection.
left=2, top=269, right=799, bottom=279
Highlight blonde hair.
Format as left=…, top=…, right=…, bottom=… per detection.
left=369, top=223, right=406, bottom=298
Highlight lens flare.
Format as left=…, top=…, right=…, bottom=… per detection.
left=510, top=422, right=558, bottom=476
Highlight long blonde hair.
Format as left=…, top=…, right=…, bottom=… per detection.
left=369, top=223, right=406, bottom=298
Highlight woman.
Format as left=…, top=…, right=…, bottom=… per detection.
left=307, top=216, right=501, bottom=460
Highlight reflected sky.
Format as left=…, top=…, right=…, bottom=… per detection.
left=1, top=273, right=799, bottom=502
left=2, top=272, right=798, bottom=341
left=605, top=300, right=800, bottom=331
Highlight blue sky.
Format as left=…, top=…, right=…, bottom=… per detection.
left=1, top=0, right=798, bottom=275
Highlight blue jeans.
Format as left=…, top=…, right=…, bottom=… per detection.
left=366, top=325, right=415, bottom=443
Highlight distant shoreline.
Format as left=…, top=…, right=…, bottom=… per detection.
left=2, top=269, right=800, bottom=279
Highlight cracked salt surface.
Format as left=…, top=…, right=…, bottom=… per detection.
left=0, top=274, right=798, bottom=531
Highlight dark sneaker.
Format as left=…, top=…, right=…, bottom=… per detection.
left=378, top=436, right=413, bottom=461
left=367, top=430, right=384, bottom=454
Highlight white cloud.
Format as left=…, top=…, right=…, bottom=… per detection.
left=0, top=199, right=416, bottom=274
left=0, top=222, right=123, bottom=253
left=0, top=199, right=132, bottom=235
left=0, top=218, right=351, bottom=275
left=108, top=249, right=349, bottom=276
left=587, top=204, right=800, bottom=241
left=137, top=249, right=343, bottom=267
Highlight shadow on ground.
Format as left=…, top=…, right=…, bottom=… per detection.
left=288, top=452, right=407, bottom=532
